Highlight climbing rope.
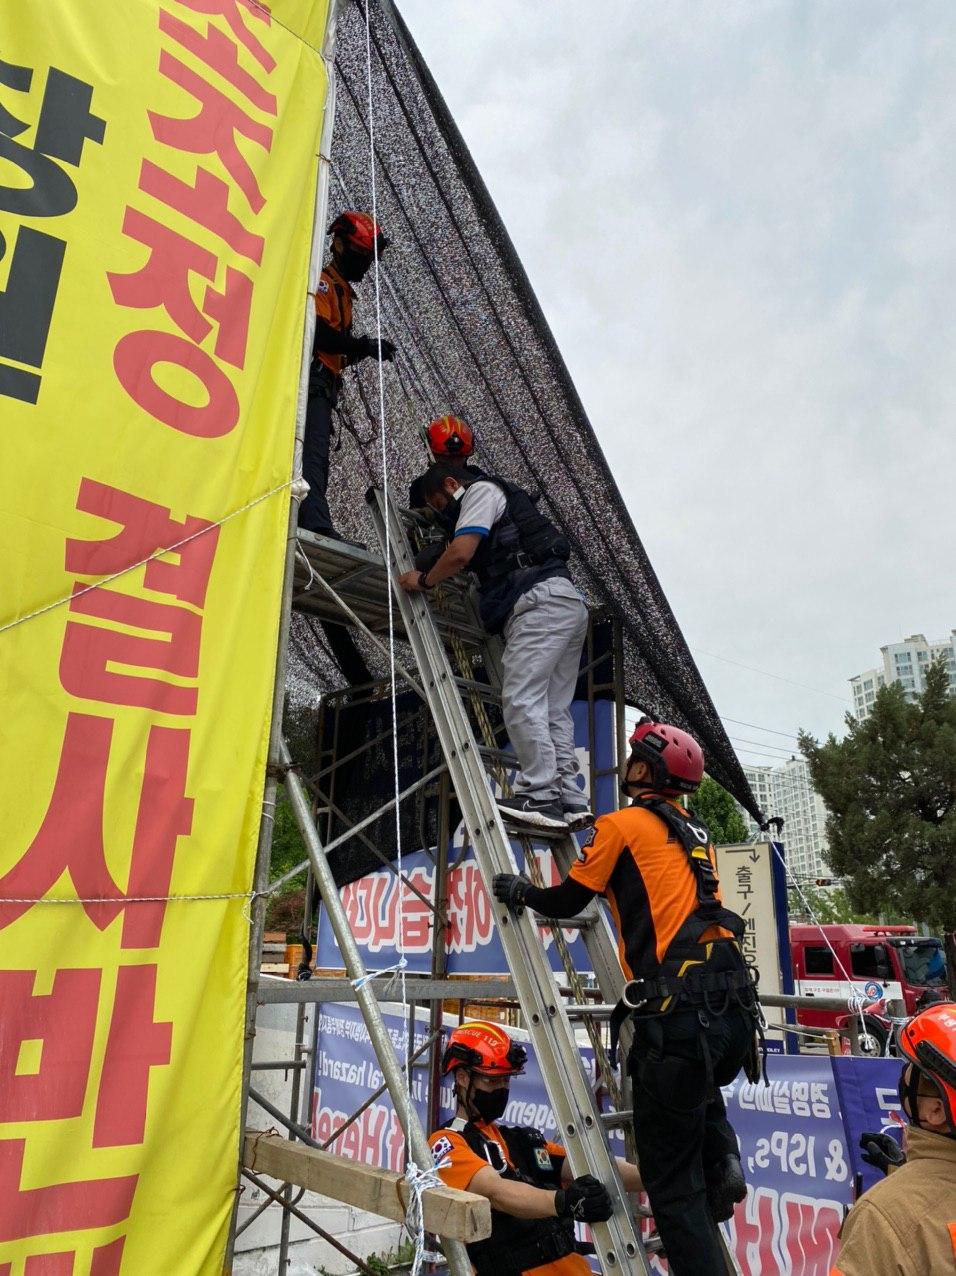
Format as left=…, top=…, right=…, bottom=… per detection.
left=361, top=2, right=435, bottom=1265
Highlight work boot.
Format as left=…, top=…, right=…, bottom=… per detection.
left=706, top=1153, right=747, bottom=1221
left=496, top=794, right=567, bottom=832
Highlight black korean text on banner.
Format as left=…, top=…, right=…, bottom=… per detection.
left=0, top=56, right=105, bottom=404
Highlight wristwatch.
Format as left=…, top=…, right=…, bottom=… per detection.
left=419, top=570, right=434, bottom=590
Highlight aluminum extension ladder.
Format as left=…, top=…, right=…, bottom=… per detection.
left=454, top=586, right=741, bottom=1276
left=368, top=488, right=651, bottom=1275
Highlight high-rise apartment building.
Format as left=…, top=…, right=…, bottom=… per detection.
left=850, top=631, right=956, bottom=721
left=740, top=758, right=831, bottom=881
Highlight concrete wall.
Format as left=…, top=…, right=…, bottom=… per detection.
left=234, top=994, right=404, bottom=1275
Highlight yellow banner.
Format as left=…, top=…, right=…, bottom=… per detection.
left=0, top=1, right=330, bottom=1270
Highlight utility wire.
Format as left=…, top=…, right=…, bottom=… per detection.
left=693, top=649, right=851, bottom=704
left=733, top=745, right=802, bottom=763
left=728, top=735, right=797, bottom=755
left=720, top=715, right=801, bottom=741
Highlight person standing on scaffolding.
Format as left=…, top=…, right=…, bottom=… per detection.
left=298, top=211, right=396, bottom=540
left=430, top=1021, right=643, bottom=1276
left=492, top=721, right=763, bottom=1276
left=397, top=462, right=592, bottom=832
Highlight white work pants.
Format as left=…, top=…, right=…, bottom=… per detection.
left=501, top=577, right=588, bottom=803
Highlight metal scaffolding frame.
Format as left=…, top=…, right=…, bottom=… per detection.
left=224, top=7, right=639, bottom=1261
left=235, top=523, right=634, bottom=1273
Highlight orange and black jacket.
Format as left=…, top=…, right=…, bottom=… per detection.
left=520, top=797, right=734, bottom=981
left=313, top=261, right=365, bottom=378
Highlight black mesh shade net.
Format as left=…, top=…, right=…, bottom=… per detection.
left=286, top=0, right=759, bottom=857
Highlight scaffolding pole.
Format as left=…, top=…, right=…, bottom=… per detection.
left=280, top=736, right=473, bottom=1276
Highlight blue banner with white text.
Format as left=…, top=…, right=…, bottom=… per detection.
left=310, top=1005, right=909, bottom=1274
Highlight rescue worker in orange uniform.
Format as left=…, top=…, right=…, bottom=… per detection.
left=299, top=211, right=396, bottom=539
left=429, top=1021, right=642, bottom=1276
left=492, top=721, right=762, bottom=1275
left=831, top=1002, right=956, bottom=1276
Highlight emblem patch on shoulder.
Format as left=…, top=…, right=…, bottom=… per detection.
left=431, top=1136, right=453, bottom=1164
left=317, top=279, right=330, bottom=294
left=577, top=825, right=597, bottom=859
left=533, top=1146, right=552, bottom=1171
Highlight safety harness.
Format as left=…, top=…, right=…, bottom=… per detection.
left=608, top=796, right=764, bottom=1074
left=439, top=1117, right=577, bottom=1276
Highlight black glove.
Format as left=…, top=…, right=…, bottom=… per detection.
left=492, top=873, right=532, bottom=912
left=859, top=1131, right=905, bottom=1174
left=349, top=334, right=395, bottom=364
left=554, top=1175, right=613, bottom=1223
left=367, top=336, right=398, bottom=362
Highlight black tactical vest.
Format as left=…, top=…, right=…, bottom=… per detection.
left=437, top=1118, right=577, bottom=1276
left=467, top=477, right=571, bottom=634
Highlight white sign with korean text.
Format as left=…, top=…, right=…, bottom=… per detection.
left=716, top=842, right=784, bottom=1043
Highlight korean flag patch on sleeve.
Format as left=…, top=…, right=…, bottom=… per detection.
left=533, top=1145, right=553, bottom=1171
left=432, top=1136, right=453, bottom=1165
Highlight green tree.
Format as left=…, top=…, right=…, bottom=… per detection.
left=785, top=883, right=904, bottom=926
left=799, top=660, right=956, bottom=932
left=689, top=775, right=750, bottom=845
left=268, top=784, right=307, bottom=888
left=264, top=784, right=309, bottom=935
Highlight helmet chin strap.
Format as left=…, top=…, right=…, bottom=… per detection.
left=900, top=1064, right=952, bottom=1137
left=457, top=1074, right=479, bottom=1120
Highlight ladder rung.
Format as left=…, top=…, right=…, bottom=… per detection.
left=600, top=1109, right=633, bottom=1127
left=565, top=1003, right=616, bottom=1020
left=510, top=824, right=568, bottom=841
left=535, top=910, right=600, bottom=931
left=453, top=676, right=500, bottom=699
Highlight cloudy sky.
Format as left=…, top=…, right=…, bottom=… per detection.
left=398, top=0, right=956, bottom=768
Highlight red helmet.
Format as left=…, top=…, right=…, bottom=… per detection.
left=328, top=211, right=388, bottom=256
left=898, top=1002, right=956, bottom=1130
left=441, top=1021, right=527, bottom=1077
left=427, top=416, right=474, bottom=459
left=628, top=720, right=705, bottom=796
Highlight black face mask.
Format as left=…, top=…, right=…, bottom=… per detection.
left=336, top=247, right=373, bottom=282
left=471, top=1086, right=509, bottom=1123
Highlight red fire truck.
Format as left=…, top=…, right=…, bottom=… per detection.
left=790, top=923, right=948, bottom=1054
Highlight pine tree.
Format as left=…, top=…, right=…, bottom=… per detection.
left=799, top=660, right=956, bottom=932
left=689, top=775, right=750, bottom=845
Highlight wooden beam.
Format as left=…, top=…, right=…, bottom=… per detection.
left=243, top=1132, right=491, bottom=1243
